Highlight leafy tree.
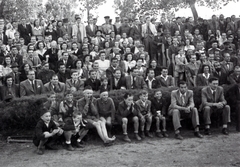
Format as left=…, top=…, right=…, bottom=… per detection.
left=79, top=0, right=106, bottom=20
left=113, top=0, right=239, bottom=22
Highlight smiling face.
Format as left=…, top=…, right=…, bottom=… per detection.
left=41, top=112, right=51, bottom=123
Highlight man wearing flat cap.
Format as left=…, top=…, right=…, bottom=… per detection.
left=72, top=15, right=86, bottom=43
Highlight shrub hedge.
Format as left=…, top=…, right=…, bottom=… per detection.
left=0, top=85, right=234, bottom=134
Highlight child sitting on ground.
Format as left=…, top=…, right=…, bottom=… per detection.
left=150, top=90, right=168, bottom=138
left=33, top=108, right=63, bottom=155
left=63, top=112, right=89, bottom=151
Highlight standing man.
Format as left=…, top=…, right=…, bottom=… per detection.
left=142, top=17, right=157, bottom=60
left=20, top=70, right=44, bottom=97
left=72, top=15, right=86, bottom=44
left=102, top=16, right=115, bottom=35
left=201, top=77, right=231, bottom=135
left=168, top=81, right=203, bottom=140
left=86, top=17, right=98, bottom=39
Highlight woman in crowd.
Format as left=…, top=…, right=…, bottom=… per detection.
left=71, top=59, right=88, bottom=81
left=35, top=41, right=47, bottom=62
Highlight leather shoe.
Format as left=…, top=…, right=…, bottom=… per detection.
left=37, top=147, right=44, bottom=155
left=162, top=131, right=168, bottom=137
left=222, top=128, right=229, bottom=135
left=134, top=133, right=142, bottom=141
left=146, top=131, right=153, bottom=138
left=204, top=129, right=211, bottom=135
left=140, top=131, right=145, bottom=139
left=156, top=132, right=163, bottom=138
left=194, top=131, right=203, bottom=138
left=66, top=144, right=75, bottom=151
left=123, top=135, right=131, bottom=142
left=75, top=142, right=85, bottom=148
left=175, top=133, right=183, bottom=140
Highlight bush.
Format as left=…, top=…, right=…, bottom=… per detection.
left=0, top=85, right=233, bottom=134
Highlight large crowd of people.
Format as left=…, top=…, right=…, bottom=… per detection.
left=0, top=12, right=240, bottom=155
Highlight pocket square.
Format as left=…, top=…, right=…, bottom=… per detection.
left=37, top=85, right=41, bottom=88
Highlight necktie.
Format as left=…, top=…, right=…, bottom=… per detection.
left=213, top=91, right=216, bottom=103
left=32, top=81, right=35, bottom=92
left=181, top=95, right=185, bottom=105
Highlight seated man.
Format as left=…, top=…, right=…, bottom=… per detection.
left=37, top=62, right=55, bottom=84
left=228, top=65, right=240, bottom=84
left=106, top=57, right=124, bottom=80
left=66, top=70, right=84, bottom=92
left=33, top=108, right=63, bottom=155
left=135, top=90, right=153, bottom=139
left=201, top=77, right=231, bottom=135
left=109, top=69, right=126, bottom=90
left=168, top=81, right=203, bottom=140
left=57, top=63, right=71, bottom=83
left=116, top=92, right=142, bottom=142
left=84, top=70, right=101, bottom=91
left=156, top=67, right=174, bottom=87
left=145, top=68, right=160, bottom=89
left=44, top=74, right=66, bottom=94
left=125, top=67, right=147, bottom=90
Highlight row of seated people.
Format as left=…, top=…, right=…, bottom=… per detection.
left=33, top=78, right=231, bottom=155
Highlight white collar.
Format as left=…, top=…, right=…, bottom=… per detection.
left=145, top=76, right=155, bottom=81
left=160, top=75, right=168, bottom=80
left=203, top=73, right=210, bottom=79
left=179, top=92, right=187, bottom=97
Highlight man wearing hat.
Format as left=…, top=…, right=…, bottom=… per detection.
left=86, top=17, right=98, bottom=39
left=72, top=15, right=86, bottom=43
left=114, top=17, right=121, bottom=34
left=102, top=16, right=115, bottom=35
left=62, top=18, right=72, bottom=37
left=9, top=62, right=20, bottom=84
left=208, top=40, right=221, bottom=55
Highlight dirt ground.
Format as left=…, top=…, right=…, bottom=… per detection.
left=0, top=127, right=240, bottom=167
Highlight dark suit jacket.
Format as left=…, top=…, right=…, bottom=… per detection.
left=125, top=75, right=147, bottom=90
left=129, top=25, right=142, bottom=40
left=171, top=23, right=184, bottom=36
left=169, top=89, right=195, bottom=112
left=109, top=77, right=126, bottom=90
left=44, top=49, right=59, bottom=72
left=84, top=78, right=101, bottom=91
left=11, top=54, right=23, bottom=67
left=0, top=84, right=19, bottom=101
left=106, top=66, right=124, bottom=80
left=1, top=32, right=8, bottom=45
left=66, top=79, right=84, bottom=91
left=150, top=97, right=167, bottom=116
left=57, top=70, right=71, bottom=83
left=37, top=69, right=55, bottom=84
left=156, top=75, right=174, bottom=87
left=86, top=24, right=98, bottom=38
left=18, top=24, right=32, bottom=45
left=8, top=72, right=20, bottom=84
left=20, top=79, right=44, bottom=97
left=220, top=61, right=234, bottom=84
left=144, top=77, right=160, bottom=89
left=228, top=73, right=240, bottom=84
left=57, top=58, right=74, bottom=69
left=135, top=99, right=151, bottom=117
left=44, top=82, right=66, bottom=94
left=201, top=86, right=227, bottom=108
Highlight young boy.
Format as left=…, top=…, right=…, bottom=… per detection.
left=63, top=112, right=89, bottom=151
left=99, top=77, right=111, bottom=92
left=135, top=90, right=153, bottom=138
left=33, top=108, right=63, bottom=155
left=150, top=90, right=168, bottom=138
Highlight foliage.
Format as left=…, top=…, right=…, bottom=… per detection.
left=0, top=85, right=234, bottom=135
left=113, top=0, right=239, bottom=19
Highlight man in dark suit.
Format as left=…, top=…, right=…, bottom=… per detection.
left=44, top=75, right=66, bottom=94
left=109, top=69, right=126, bottom=90
left=213, top=61, right=227, bottom=86
left=37, top=62, right=55, bottom=84
left=156, top=67, right=174, bottom=87
left=129, top=18, right=142, bottom=41
left=84, top=70, right=101, bottom=91
left=0, top=29, right=8, bottom=45
left=66, top=71, right=84, bottom=92
left=219, top=52, right=234, bottom=85
left=106, top=58, right=124, bottom=80
left=228, top=66, right=240, bottom=84
left=86, top=17, right=98, bottom=39
left=57, top=51, right=74, bottom=70
left=145, top=68, right=160, bottom=89
left=18, top=18, right=32, bottom=45
left=20, top=70, right=44, bottom=97
left=9, top=62, right=20, bottom=84
left=125, top=67, right=147, bottom=90
left=10, top=45, right=23, bottom=67
left=168, top=81, right=202, bottom=140
left=201, top=77, right=231, bottom=135
left=71, top=42, right=82, bottom=58
left=171, top=17, right=184, bottom=37
left=57, top=63, right=71, bottom=83
left=44, top=41, right=59, bottom=72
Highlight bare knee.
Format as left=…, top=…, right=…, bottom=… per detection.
left=122, top=118, right=128, bottom=124
left=132, top=116, right=139, bottom=122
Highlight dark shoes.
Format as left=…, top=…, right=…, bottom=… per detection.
left=37, top=147, right=44, bottom=155
left=194, top=131, right=203, bottom=138
left=222, top=128, right=229, bottom=135
left=123, top=135, right=131, bottom=142
left=140, top=131, right=146, bottom=139
left=204, top=128, right=212, bottom=135
left=66, top=144, right=75, bottom=151
left=134, top=133, right=142, bottom=141
left=103, top=140, right=114, bottom=147
left=156, top=132, right=163, bottom=138
left=162, top=131, right=168, bottom=138
left=75, top=142, right=85, bottom=148
left=45, top=144, right=58, bottom=150
left=146, top=131, right=153, bottom=138
left=175, top=133, right=184, bottom=140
